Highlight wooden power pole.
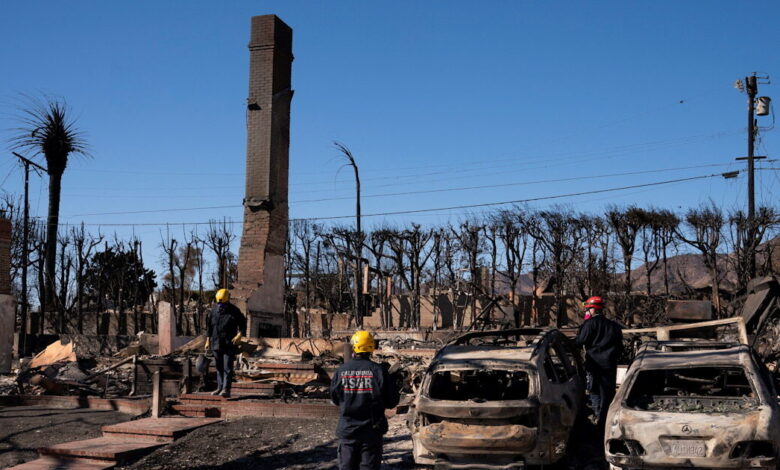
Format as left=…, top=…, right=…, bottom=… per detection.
left=12, top=152, right=46, bottom=355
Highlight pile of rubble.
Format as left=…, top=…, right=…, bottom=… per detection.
left=8, top=331, right=432, bottom=404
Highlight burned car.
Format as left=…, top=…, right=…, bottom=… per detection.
left=606, top=341, right=780, bottom=469
left=407, top=328, right=584, bottom=469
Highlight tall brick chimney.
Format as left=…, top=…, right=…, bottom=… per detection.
left=233, top=15, right=293, bottom=337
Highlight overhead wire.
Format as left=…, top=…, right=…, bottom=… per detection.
left=57, top=172, right=729, bottom=227
left=290, top=162, right=738, bottom=204
left=58, top=128, right=741, bottom=196
left=65, top=162, right=733, bottom=217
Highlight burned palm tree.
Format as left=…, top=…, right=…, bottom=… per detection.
left=10, top=96, right=88, bottom=311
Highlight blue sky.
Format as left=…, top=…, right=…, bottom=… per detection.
left=0, top=1, right=778, bottom=277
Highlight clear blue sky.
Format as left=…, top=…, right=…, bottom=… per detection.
left=0, top=1, right=778, bottom=277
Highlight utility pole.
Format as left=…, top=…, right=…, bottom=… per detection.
left=12, top=152, right=46, bottom=356
left=735, top=73, right=771, bottom=279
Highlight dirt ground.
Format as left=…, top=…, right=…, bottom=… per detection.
left=0, top=405, right=604, bottom=470
left=119, top=414, right=418, bottom=470
left=0, top=405, right=132, bottom=469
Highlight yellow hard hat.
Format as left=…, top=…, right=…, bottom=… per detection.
left=350, top=330, right=375, bottom=354
left=215, top=289, right=230, bottom=303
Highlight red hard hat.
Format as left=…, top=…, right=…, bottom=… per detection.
left=584, top=296, right=605, bottom=309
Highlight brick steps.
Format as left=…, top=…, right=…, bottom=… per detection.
left=39, top=437, right=164, bottom=464
left=170, top=404, right=221, bottom=418
left=102, top=417, right=222, bottom=442
left=5, top=457, right=115, bottom=470
left=170, top=394, right=339, bottom=419
left=6, top=417, right=223, bottom=470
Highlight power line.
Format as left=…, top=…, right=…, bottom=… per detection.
left=69, top=204, right=238, bottom=217
left=58, top=172, right=729, bottom=227
left=61, top=129, right=740, bottom=193
left=65, top=162, right=738, bottom=217
left=298, top=173, right=728, bottom=221
left=291, top=162, right=739, bottom=204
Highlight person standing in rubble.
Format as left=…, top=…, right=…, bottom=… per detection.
left=205, top=288, right=246, bottom=398
left=576, top=296, right=623, bottom=426
left=330, top=330, right=400, bottom=470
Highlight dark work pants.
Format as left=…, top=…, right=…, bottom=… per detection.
left=338, top=435, right=382, bottom=470
left=214, top=348, right=236, bottom=392
left=589, top=366, right=616, bottom=426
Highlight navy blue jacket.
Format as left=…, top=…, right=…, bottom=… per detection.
left=206, top=302, right=246, bottom=352
left=330, top=356, right=400, bottom=439
left=576, top=314, right=623, bottom=371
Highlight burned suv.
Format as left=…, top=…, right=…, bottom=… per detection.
left=606, top=341, right=780, bottom=470
left=407, top=328, right=584, bottom=469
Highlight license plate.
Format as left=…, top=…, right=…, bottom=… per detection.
left=667, top=440, right=707, bottom=457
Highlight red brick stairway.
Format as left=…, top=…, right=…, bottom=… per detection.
left=6, top=417, right=221, bottom=470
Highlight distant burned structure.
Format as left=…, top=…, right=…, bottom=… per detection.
left=233, top=15, right=293, bottom=337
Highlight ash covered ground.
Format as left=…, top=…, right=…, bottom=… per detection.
left=116, top=415, right=419, bottom=470
left=0, top=405, right=132, bottom=468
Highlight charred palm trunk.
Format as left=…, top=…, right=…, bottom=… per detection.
left=44, top=170, right=63, bottom=317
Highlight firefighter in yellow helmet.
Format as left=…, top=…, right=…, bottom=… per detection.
left=330, top=331, right=400, bottom=470
left=205, top=289, right=246, bottom=397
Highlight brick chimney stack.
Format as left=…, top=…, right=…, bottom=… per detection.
left=233, top=15, right=293, bottom=337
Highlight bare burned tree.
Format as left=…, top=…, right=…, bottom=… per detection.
left=638, top=208, right=663, bottom=296
left=365, top=227, right=391, bottom=328
left=55, top=230, right=72, bottom=332
left=320, top=226, right=356, bottom=328
left=429, top=228, right=445, bottom=330
left=1, top=195, right=27, bottom=336
left=584, top=215, right=612, bottom=297
left=679, top=202, right=725, bottom=314
left=160, top=229, right=178, bottom=324
left=70, top=224, right=103, bottom=333
left=451, top=221, right=483, bottom=327
left=192, top=233, right=206, bottom=334
left=608, top=206, right=645, bottom=303
left=204, top=218, right=236, bottom=290
left=30, top=221, right=46, bottom=334
left=729, top=207, right=778, bottom=291
left=284, top=231, right=298, bottom=337
left=403, top=225, right=433, bottom=328
left=521, top=213, right=547, bottom=325
left=493, top=208, right=529, bottom=327
left=531, top=208, right=584, bottom=328
left=292, top=220, right=319, bottom=336
left=0, top=195, right=24, bottom=292
left=173, top=234, right=198, bottom=335
left=656, top=209, right=680, bottom=296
